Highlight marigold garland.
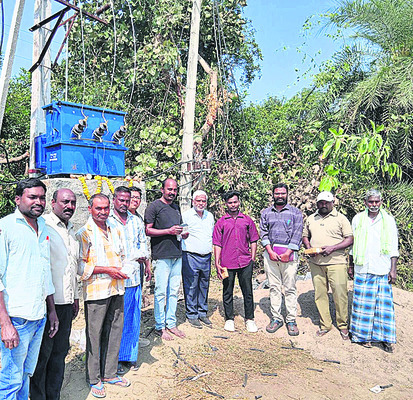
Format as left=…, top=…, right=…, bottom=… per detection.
left=77, top=176, right=91, bottom=200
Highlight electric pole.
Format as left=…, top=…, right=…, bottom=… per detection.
left=0, top=0, right=26, bottom=134
left=179, top=0, right=202, bottom=212
left=29, top=0, right=51, bottom=175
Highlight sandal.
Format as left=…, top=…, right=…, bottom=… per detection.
left=102, top=376, right=131, bottom=387
left=360, top=342, right=372, bottom=348
left=286, top=321, right=299, bottom=336
left=382, top=342, right=393, bottom=353
left=316, top=329, right=331, bottom=337
left=339, top=329, right=349, bottom=340
left=90, top=381, right=106, bottom=398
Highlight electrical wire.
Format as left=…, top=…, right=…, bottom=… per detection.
left=0, top=1, right=6, bottom=57
left=79, top=7, right=87, bottom=116
left=125, top=0, right=137, bottom=110
left=0, top=143, right=22, bottom=181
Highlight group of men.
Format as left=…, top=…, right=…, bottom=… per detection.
left=0, top=177, right=399, bottom=399
left=0, top=179, right=150, bottom=399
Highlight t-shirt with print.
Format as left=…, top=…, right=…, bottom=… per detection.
left=144, top=199, right=183, bottom=260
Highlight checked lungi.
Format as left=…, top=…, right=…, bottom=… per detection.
left=118, top=285, right=142, bottom=362
left=350, top=273, right=396, bottom=344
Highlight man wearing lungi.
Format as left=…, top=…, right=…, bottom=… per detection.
left=108, top=186, right=149, bottom=374
left=349, top=189, right=399, bottom=352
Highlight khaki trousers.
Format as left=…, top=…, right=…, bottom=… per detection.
left=309, top=262, right=348, bottom=330
left=263, top=252, right=298, bottom=323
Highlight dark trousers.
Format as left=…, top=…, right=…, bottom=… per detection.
left=223, top=261, right=254, bottom=320
left=182, top=251, right=211, bottom=319
left=84, top=295, right=124, bottom=385
left=30, top=304, right=73, bottom=400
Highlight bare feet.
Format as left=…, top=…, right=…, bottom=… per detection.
left=167, top=327, right=186, bottom=338
left=155, top=329, right=174, bottom=341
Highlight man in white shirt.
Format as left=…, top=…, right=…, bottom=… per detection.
left=31, top=188, right=79, bottom=400
left=0, top=178, right=57, bottom=399
left=349, top=189, right=399, bottom=352
left=182, top=190, right=215, bottom=328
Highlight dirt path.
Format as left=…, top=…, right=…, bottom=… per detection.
left=60, top=277, right=413, bottom=400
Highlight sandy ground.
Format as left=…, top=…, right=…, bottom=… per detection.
left=59, top=276, right=413, bottom=400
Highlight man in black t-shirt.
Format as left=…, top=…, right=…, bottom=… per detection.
left=144, top=179, right=188, bottom=340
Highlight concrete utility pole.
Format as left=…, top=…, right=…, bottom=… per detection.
left=29, top=0, right=52, bottom=175
left=179, top=0, right=202, bottom=212
left=0, top=0, right=26, bottom=134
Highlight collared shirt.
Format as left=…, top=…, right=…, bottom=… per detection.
left=182, top=208, right=215, bottom=255
left=260, top=204, right=303, bottom=250
left=212, top=212, right=259, bottom=269
left=44, top=213, right=79, bottom=305
left=108, top=210, right=148, bottom=288
left=76, top=221, right=125, bottom=301
left=351, top=211, right=399, bottom=275
left=303, top=208, right=353, bottom=266
left=0, top=209, right=54, bottom=320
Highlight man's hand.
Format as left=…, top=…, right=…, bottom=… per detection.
left=268, top=249, right=281, bottom=262
left=168, top=225, right=183, bottom=235
left=348, top=265, right=354, bottom=280
left=1, top=322, right=19, bottom=349
left=72, top=299, right=80, bottom=320
left=181, top=232, right=189, bottom=239
left=106, top=267, right=129, bottom=280
left=48, top=310, right=59, bottom=338
left=137, top=257, right=146, bottom=263
left=321, top=245, right=336, bottom=256
left=215, top=263, right=224, bottom=280
left=388, top=269, right=397, bottom=284
left=145, top=262, right=152, bottom=281
left=279, top=249, right=293, bottom=263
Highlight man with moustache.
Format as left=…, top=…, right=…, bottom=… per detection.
left=128, top=186, right=152, bottom=308
left=181, top=190, right=215, bottom=329
left=303, top=191, right=353, bottom=339
left=349, top=189, right=398, bottom=352
left=0, top=178, right=58, bottom=399
left=144, top=178, right=188, bottom=341
left=108, top=186, right=149, bottom=374
left=213, top=190, right=259, bottom=333
left=76, top=194, right=129, bottom=398
left=259, top=183, right=303, bottom=336
left=31, top=189, right=80, bottom=400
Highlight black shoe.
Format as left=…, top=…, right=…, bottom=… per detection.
left=188, top=318, right=203, bottom=329
left=199, top=316, right=212, bottom=326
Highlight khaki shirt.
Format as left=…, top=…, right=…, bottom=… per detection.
left=44, top=213, right=80, bottom=304
left=303, top=208, right=352, bottom=266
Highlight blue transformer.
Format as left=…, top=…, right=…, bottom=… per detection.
left=35, top=101, right=128, bottom=177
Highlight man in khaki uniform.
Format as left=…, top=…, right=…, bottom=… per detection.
left=302, top=191, right=353, bottom=339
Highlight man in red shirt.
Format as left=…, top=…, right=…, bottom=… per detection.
left=213, top=191, right=259, bottom=333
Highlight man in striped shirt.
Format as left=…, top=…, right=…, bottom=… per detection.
left=76, top=194, right=129, bottom=398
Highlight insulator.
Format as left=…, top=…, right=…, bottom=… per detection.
left=112, top=125, right=126, bottom=144
left=71, top=118, right=87, bottom=139
left=93, top=122, right=107, bottom=141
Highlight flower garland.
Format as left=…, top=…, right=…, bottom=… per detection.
left=78, top=175, right=115, bottom=200
left=78, top=176, right=91, bottom=200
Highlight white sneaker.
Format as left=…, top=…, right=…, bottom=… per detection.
left=139, top=337, right=150, bottom=348
left=224, top=319, right=235, bottom=332
left=245, top=319, right=258, bottom=333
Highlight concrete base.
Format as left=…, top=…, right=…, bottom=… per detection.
left=42, top=178, right=146, bottom=231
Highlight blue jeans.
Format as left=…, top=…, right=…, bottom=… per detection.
left=182, top=252, right=211, bottom=319
left=0, top=316, right=46, bottom=400
left=154, top=258, right=182, bottom=330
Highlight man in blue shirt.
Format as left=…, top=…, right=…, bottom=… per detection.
left=0, top=178, right=58, bottom=399
left=260, top=183, right=303, bottom=336
left=182, top=190, right=215, bottom=329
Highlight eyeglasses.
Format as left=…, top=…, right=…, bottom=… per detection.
left=131, top=196, right=141, bottom=200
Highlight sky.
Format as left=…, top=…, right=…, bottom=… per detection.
left=2, top=0, right=341, bottom=104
